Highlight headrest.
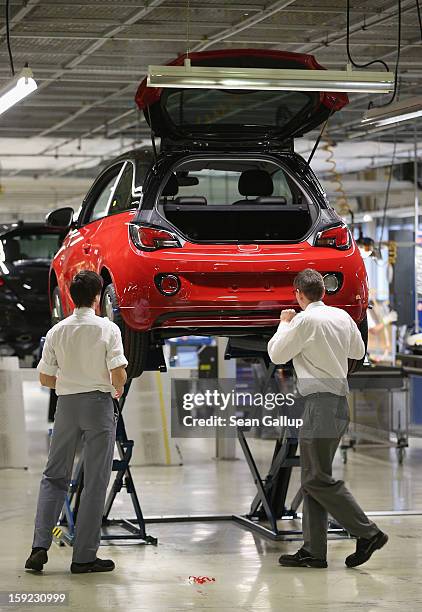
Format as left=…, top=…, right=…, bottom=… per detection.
left=238, top=170, right=273, bottom=197
left=162, top=173, right=179, bottom=197
left=256, top=196, right=287, bottom=205
left=173, top=196, right=207, bottom=205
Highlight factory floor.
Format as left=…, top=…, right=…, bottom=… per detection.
left=1, top=374, right=422, bottom=612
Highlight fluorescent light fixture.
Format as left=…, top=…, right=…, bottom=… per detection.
left=147, top=59, right=395, bottom=94
left=361, top=96, right=422, bottom=130
left=363, top=213, right=373, bottom=222
left=0, top=67, right=37, bottom=116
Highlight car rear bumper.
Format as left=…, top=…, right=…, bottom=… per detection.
left=121, top=300, right=366, bottom=332
left=117, top=240, right=368, bottom=332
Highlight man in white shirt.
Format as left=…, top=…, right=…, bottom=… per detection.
left=268, top=269, right=388, bottom=569
left=25, top=271, right=128, bottom=574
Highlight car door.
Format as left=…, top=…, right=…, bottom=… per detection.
left=59, top=162, right=125, bottom=313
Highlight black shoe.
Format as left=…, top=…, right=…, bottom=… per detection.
left=25, top=548, right=48, bottom=572
left=71, top=558, right=115, bottom=574
left=345, top=531, right=388, bottom=568
left=279, top=547, right=327, bottom=568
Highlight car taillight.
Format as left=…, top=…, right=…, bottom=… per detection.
left=315, top=225, right=351, bottom=250
left=129, top=224, right=180, bottom=250
left=0, top=277, right=4, bottom=287
left=155, top=274, right=181, bottom=296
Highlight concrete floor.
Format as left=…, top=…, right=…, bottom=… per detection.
left=1, top=375, right=422, bottom=611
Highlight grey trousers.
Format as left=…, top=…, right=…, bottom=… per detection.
left=300, top=393, right=379, bottom=559
left=32, top=391, right=117, bottom=563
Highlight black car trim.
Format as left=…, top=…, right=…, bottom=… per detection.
left=153, top=309, right=282, bottom=327
left=153, top=327, right=277, bottom=341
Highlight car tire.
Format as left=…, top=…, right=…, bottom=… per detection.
left=348, top=314, right=368, bottom=374
left=101, top=283, right=148, bottom=379
left=51, top=286, right=64, bottom=326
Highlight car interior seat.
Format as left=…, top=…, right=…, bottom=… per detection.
left=232, top=169, right=274, bottom=205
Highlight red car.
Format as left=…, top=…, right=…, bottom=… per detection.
left=47, top=49, right=368, bottom=378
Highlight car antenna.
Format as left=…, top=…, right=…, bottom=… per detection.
left=305, top=106, right=336, bottom=169
left=145, top=106, right=158, bottom=163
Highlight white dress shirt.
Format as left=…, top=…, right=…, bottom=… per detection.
left=37, top=307, right=128, bottom=396
left=267, top=301, right=365, bottom=396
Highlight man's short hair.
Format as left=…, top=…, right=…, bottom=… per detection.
left=293, top=269, right=325, bottom=302
left=70, top=271, right=103, bottom=308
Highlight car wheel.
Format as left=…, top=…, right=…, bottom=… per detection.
left=51, top=286, right=64, bottom=326
left=101, top=283, right=148, bottom=379
left=348, top=314, right=368, bottom=374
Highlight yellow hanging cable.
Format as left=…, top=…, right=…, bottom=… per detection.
left=322, top=135, right=350, bottom=218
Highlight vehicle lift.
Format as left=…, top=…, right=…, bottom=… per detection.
left=147, top=341, right=346, bottom=542
left=219, top=340, right=347, bottom=541
left=53, top=340, right=348, bottom=547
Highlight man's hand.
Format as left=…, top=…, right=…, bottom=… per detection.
left=39, top=373, right=57, bottom=389
left=280, top=309, right=297, bottom=323
left=111, top=365, right=127, bottom=391
left=114, top=387, right=124, bottom=399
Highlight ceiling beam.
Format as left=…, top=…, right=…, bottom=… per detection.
left=0, top=0, right=41, bottom=38
left=26, top=0, right=166, bottom=141
left=192, top=0, right=299, bottom=51
left=35, top=82, right=136, bottom=138
left=32, top=0, right=167, bottom=98
left=5, top=1, right=264, bottom=11
left=293, top=0, right=417, bottom=55
left=40, top=108, right=138, bottom=155
left=7, top=30, right=422, bottom=42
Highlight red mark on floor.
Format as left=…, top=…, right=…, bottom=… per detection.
left=189, top=576, right=216, bottom=585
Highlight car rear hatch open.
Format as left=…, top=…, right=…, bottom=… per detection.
left=135, top=49, right=348, bottom=150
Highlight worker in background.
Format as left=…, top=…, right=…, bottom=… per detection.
left=25, top=271, right=128, bottom=574
left=268, top=269, right=388, bottom=569
left=367, top=295, right=398, bottom=363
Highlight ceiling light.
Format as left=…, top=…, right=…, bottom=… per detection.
left=0, top=67, right=37, bottom=116
left=363, top=213, right=373, bottom=222
left=147, top=59, right=395, bottom=93
left=361, top=96, right=422, bottom=130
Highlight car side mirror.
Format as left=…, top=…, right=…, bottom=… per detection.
left=46, top=207, right=74, bottom=228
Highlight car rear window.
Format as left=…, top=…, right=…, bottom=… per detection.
left=0, top=232, right=62, bottom=262
left=158, top=158, right=305, bottom=206
left=156, top=158, right=317, bottom=243
left=162, top=89, right=315, bottom=133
